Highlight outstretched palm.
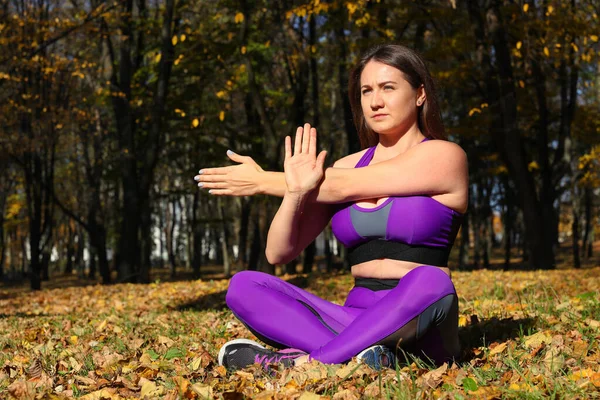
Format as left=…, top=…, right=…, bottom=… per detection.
left=284, top=123, right=327, bottom=196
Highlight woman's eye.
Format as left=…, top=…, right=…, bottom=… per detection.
left=362, top=89, right=371, bottom=95
left=384, top=85, right=394, bottom=91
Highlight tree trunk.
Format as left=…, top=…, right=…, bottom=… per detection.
left=468, top=2, right=555, bottom=269
left=219, top=198, right=231, bottom=278
left=503, top=182, right=513, bottom=270
left=458, top=211, right=470, bottom=270
left=335, top=10, right=360, bottom=154
left=65, top=224, right=74, bottom=275
left=583, top=187, right=593, bottom=260
left=191, top=191, right=202, bottom=278
left=571, top=201, right=581, bottom=269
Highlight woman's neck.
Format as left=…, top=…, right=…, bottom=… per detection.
left=375, top=126, right=425, bottom=159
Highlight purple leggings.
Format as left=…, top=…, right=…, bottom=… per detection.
left=226, top=266, right=460, bottom=364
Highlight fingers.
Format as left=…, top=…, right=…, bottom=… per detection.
left=194, top=166, right=232, bottom=181
left=301, top=123, right=311, bottom=154
left=316, top=150, right=327, bottom=170
left=197, top=181, right=228, bottom=189
left=309, top=127, right=317, bottom=155
left=227, top=150, right=256, bottom=166
left=285, top=135, right=292, bottom=160
left=203, top=189, right=233, bottom=196
left=195, top=174, right=231, bottom=184
left=294, top=126, right=303, bottom=155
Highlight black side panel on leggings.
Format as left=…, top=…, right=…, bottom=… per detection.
left=374, top=293, right=459, bottom=361
left=297, top=299, right=339, bottom=335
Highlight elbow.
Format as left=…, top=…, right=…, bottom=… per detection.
left=265, top=247, right=293, bottom=265
left=265, top=249, right=279, bottom=265
left=265, top=248, right=284, bottom=265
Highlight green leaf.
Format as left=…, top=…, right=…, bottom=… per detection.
left=147, top=349, right=160, bottom=361
left=462, top=377, right=478, bottom=392
left=165, top=347, right=184, bottom=360
left=576, top=292, right=596, bottom=301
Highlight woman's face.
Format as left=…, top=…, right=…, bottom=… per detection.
left=360, top=60, right=424, bottom=136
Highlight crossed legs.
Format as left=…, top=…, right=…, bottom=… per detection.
left=225, top=266, right=460, bottom=365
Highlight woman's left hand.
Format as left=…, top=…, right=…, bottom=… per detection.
left=284, top=123, right=327, bottom=196
left=195, top=151, right=265, bottom=196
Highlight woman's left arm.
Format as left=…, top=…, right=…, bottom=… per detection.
left=196, top=130, right=468, bottom=211
left=310, top=141, right=469, bottom=212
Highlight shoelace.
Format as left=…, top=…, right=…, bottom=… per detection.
left=254, top=352, right=295, bottom=366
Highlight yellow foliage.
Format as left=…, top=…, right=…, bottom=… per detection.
left=578, top=145, right=600, bottom=188
left=347, top=2, right=358, bottom=17
left=591, top=35, right=599, bottom=42
left=6, top=198, right=23, bottom=220
left=468, top=108, right=481, bottom=116
left=219, top=111, right=225, bottom=121
left=523, top=4, right=529, bottom=12
left=179, top=34, right=186, bottom=42
left=528, top=161, right=539, bottom=171
left=543, top=47, right=550, bottom=57
left=241, top=46, right=246, bottom=54
left=192, top=118, right=199, bottom=128
left=234, top=12, right=245, bottom=24
left=172, top=35, right=178, bottom=46
left=516, top=41, right=522, bottom=49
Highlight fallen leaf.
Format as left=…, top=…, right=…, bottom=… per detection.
left=298, top=392, right=322, bottom=400
left=158, top=335, right=175, bottom=346
left=80, top=388, right=120, bottom=400
left=139, top=377, right=164, bottom=398
left=191, top=383, right=213, bottom=398
left=96, top=319, right=107, bottom=332
left=7, top=380, right=36, bottom=400
left=421, top=362, right=448, bottom=388
left=524, top=331, right=552, bottom=349
left=489, top=342, right=508, bottom=356
left=332, top=389, right=360, bottom=400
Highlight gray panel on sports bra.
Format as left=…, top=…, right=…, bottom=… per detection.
left=350, top=201, right=392, bottom=239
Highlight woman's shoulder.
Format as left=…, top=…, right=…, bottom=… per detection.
left=414, top=140, right=467, bottom=162
left=332, top=148, right=371, bottom=168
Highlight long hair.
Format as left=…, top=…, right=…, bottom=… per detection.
left=348, top=44, right=446, bottom=149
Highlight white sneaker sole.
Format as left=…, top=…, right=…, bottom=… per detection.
left=217, top=338, right=265, bottom=366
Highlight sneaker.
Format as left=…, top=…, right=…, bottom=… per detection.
left=218, top=339, right=306, bottom=371
left=356, top=345, right=396, bottom=370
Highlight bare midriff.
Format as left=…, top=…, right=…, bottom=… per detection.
left=351, top=258, right=451, bottom=280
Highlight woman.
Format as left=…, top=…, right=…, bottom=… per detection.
left=195, top=44, right=468, bottom=371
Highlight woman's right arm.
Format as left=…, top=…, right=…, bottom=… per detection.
left=265, top=126, right=331, bottom=264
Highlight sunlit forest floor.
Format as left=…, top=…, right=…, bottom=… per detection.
left=1, top=243, right=599, bottom=399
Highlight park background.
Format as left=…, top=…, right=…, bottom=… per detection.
left=0, top=0, right=599, bottom=398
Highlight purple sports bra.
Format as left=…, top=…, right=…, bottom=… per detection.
left=330, top=142, right=463, bottom=267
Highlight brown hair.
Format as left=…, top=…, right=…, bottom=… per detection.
left=348, top=44, right=446, bottom=148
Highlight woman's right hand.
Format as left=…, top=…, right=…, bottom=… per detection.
left=195, top=151, right=264, bottom=196
left=284, top=123, right=327, bottom=196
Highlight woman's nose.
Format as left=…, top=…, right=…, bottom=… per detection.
left=370, top=91, right=383, bottom=109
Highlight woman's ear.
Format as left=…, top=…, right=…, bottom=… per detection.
left=416, top=85, right=426, bottom=106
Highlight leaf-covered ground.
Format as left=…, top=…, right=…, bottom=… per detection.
left=1, top=267, right=599, bottom=399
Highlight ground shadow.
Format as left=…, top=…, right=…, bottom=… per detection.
left=174, top=274, right=313, bottom=312
left=458, top=316, right=537, bottom=362
left=393, top=316, right=537, bottom=367
left=0, top=312, right=54, bottom=319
